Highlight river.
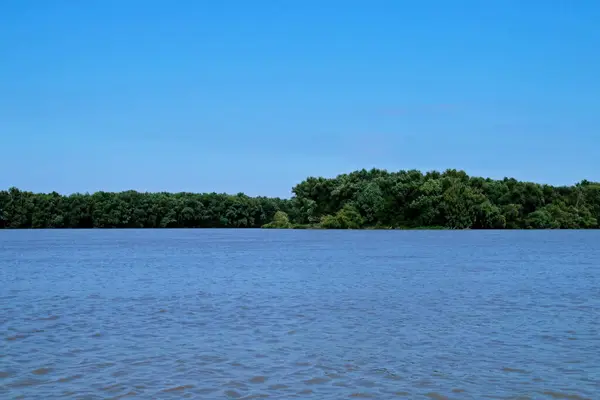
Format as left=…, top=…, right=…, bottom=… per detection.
left=1, top=229, right=598, bottom=399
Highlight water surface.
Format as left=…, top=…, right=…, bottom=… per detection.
left=1, top=229, right=599, bottom=399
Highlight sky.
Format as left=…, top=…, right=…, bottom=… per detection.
left=1, top=0, right=599, bottom=198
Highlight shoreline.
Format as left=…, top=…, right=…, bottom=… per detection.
left=2, top=168, right=599, bottom=230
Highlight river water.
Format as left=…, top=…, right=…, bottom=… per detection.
left=1, top=229, right=599, bottom=399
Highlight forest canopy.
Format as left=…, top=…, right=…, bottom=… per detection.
left=1, top=168, right=599, bottom=229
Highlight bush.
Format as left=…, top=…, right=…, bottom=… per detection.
left=262, top=211, right=292, bottom=229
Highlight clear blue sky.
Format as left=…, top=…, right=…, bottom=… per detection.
left=1, top=0, right=598, bottom=198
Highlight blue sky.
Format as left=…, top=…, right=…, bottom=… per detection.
left=1, top=0, right=598, bottom=197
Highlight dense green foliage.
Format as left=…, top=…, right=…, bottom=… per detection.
left=1, top=168, right=599, bottom=229
left=262, top=211, right=293, bottom=229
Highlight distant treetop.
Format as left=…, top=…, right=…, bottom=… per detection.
left=1, top=168, right=598, bottom=229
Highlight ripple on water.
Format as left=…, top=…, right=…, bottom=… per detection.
left=162, top=384, right=195, bottom=393
left=101, top=383, right=125, bottom=393
left=38, top=315, right=60, bottom=321
left=224, top=390, right=242, bottom=398
left=502, top=367, right=530, bottom=374
left=57, top=374, right=82, bottom=383
left=1, top=230, right=599, bottom=399
left=303, top=377, right=330, bottom=385
left=268, top=384, right=289, bottom=390
left=425, top=392, right=450, bottom=400
left=7, top=378, right=46, bottom=388
left=249, top=376, right=267, bottom=384
left=31, top=367, right=53, bottom=375
left=5, top=334, right=28, bottom=341
left=540, top=391, right=592, bottom=400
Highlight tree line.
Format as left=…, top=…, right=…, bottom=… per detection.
left=1, top=168, right=599, bottom=229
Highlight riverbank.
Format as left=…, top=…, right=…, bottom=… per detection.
left=2, top=168, right=599, bottom=229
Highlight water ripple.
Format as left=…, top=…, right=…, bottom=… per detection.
left=1, top=229, right=599, bottom=399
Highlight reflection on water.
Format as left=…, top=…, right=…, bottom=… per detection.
left=1, top=229, right=599, bottom=399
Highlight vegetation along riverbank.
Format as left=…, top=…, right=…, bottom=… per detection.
left=1, top=168, right=599, bottom=229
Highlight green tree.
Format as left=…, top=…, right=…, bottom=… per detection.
left=526, top=209, right=560, bottom=229
left=319, top=203, right=364, bottom=229
left=2, top=168, right=599, bottom=230
left=440, top=181, right=483, bottom=229
left=263, top=211, right=292, bottom=228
